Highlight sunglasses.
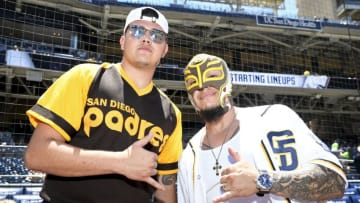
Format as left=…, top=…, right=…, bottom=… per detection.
left=128, top=25, right=167, bottom=44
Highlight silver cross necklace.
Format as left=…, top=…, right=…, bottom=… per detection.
left=204, top=116, right=239, bottom=176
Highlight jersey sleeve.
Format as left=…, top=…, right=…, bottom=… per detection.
left=26, top=63, right=100, bottom=141
left=157, top=103, right=183, bottom=175
left=267, top=104, right=347, bottom=183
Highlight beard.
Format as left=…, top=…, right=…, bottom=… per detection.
left=199, top=105, right=229, bottom=122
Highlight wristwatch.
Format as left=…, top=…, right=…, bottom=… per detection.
left=256, top=170, right=273, bottom=195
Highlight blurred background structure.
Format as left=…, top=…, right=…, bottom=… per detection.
left=0, top=0, right=360, bottom=202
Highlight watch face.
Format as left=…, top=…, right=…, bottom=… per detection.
left=258, top=173, right=272, bottom=190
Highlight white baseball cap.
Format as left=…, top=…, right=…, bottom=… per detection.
left=124, top=7, right=169, bottom=34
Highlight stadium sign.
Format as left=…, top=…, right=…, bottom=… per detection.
left=256, top=15, right=322, bottom=31
left=230, top=71, right=329, bottom=89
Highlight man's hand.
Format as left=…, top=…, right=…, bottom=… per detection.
left=213, top=147, right=259, bottom=203
left=121, top=133, right=164, bottom=191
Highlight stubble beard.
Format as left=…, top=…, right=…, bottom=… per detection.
left=199, top=105, right=229, bottom=122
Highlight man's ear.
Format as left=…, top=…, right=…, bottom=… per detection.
left=120, top=35, right=125, bottom=50
left=223, top=96, right=233, bottom=108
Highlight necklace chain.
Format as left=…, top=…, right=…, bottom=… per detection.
left=204, top=115, right=238, bottom=176
left=206, top=134, right=227, bottom=176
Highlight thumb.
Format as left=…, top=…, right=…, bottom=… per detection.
left=133, top=132, right=154, bottom=147
left=213, top=191, right=234, bottom=203
left=228, top=147, right=240, bottom=162
left=145, top=176, right=165, bottom=191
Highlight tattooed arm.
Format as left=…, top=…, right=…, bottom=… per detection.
left=271, top=164, right=346, bottom=201
left=214, top=148, right=346, bottom=203
left=154, top=173, right=178, bottom=203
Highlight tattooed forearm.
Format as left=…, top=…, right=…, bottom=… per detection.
left=271, top=164, right=345, bottom=201
left=155, top=174, right=177, bottom=203
left=160, top=174, right=177, bottom=185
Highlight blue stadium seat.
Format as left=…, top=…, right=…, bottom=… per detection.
left=0, top=187, right=24, bottom=196
left=351, top=195, right=360, bottom=203
left=0, top=146, right=35, bottom=184
left=0, top=194, right=7, bottom=200
left=327, top=195, right=351, bottom=203
left=349, top=182, right=360, bottom=189
left=12, top=194, right=43, bottom=203
left=24, top=187, right=42, bottom=195
left=344, top=188, right=360, bottom=195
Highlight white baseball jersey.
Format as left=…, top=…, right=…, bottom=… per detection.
left=177, top=104, right=347, bottom=203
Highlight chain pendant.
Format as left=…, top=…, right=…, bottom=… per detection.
left=212, top=160, right=222, bottom=176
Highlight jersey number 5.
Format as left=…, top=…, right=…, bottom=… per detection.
left=268, top=130, right=298, bottom=170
